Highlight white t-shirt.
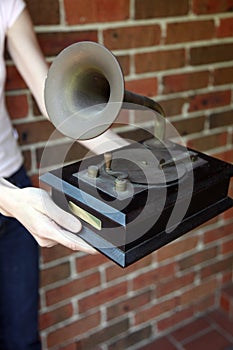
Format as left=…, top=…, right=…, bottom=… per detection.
left=0, top=0, right=25, bottom=177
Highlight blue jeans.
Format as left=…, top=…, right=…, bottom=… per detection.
left=0, top=166, right=41, bottom=350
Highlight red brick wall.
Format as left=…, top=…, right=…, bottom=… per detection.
left=5, top=0, right=233, bottom=349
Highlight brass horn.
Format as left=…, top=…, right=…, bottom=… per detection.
left=44, top=41, right=166, bottom=141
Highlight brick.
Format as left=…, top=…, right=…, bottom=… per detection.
left=76, top=343, right=101, bottom=350
left=30, top=174, right=40, bottom=188
left=108, top=326, right=151, bottom=350
left=229, top=178, right=233, bottom=197
left=158, top=306, right=194, bottom=331
left=172, top=116, right=205, bottom=136
left=135, top=49, right=186, bottom=73
left=6, top=94, right=28, bottom=119
left=60, top=343, right=76, bottom=350
left=103, top=25, right=161, bottom=50
left=76, top=318, right=130, bottom=350
left=204, top=222, right=233, bottom=244
left=76, top=254, right=109, bottom=273
left=78, top=281, right=127, bottom=313
left=209, top=110, right=233, bottom=128
left=157, top=235, right=198, bottom=262
left=179, top=278, right=218, bottom=305
left=187, top=132, right=228, bottom=151
left=64, top=0, right=130, bottom=24
left=171, top=316, right=211, bottom=342
left=188, top=90, right=231, bottom=112
left=183, top=329, right=230, bottom=350
left=46, top=272, right=101, bottom=306
left=5, top=65, right=26, bottom=91
left=112, top=109, right=130, bottom=128
left=194, top=295, right=215, bottom=313
left=166, top=20, right=215, bottom=44
left=39, top=303, right=73, bottom=330
left=139, top=336, right=177, bottom=350
left=159, top=97, right=187, bottom=117
left=135, top=298, right=178, bottom=325
left=220, top=284, right=233, bottom=314
left=107, top=290, right=152, bottom=320
left=22, top=150, right=32, bottom=172
left=25, top=0, right=60, bottom=25
left=163, top=71, right=209, bottom=94
left=132, top=262, right=176, bottom=290
left=221, top=237, right=233, bottom=255
left=40, top=262, right=70, bottom=287
left=221, top=271, right=233, bottom=285
left=47, top=311, right=100, bottom=348
left=41, top=245, right=72, bottom=263
left=201, top=256, right=233, bottom=279
left=178, top=247, right=218, bottom=271
left=116, top=55, right=130, bottom=76
left=37, top=31, right=98, bottom=57
left=193, top=0, right=233, bottom=14
left=218, top=17, right=233, bottom=37
left=106, top=255, right=152, bottom=282
left=197, top=216, right=219, bottom=230
left=125, top=77, right=158, bottom=97
left=213, top=66, right=233, bottom=85
left=31, top=95, right=41, bottom=117
left=190, top=43, right=233, bottom=65
left=135, top=0, right=189, bottom=19
left=156, top=272, right=195, bottom=298
left=14, top=120, right=59, bottom=146
left=224, top=200, right=233, bottom=220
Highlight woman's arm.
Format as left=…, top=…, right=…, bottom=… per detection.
left=3, top=6, right=127, bottom=252
left=7, top=8, right=48, bottom=117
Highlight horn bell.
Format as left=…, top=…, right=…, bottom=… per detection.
left=44, top=41, right=124, bottom=140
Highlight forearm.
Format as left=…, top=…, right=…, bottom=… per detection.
left=7, top=8, right=48, bottom=118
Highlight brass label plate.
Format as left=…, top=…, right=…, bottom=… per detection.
left=69, top=201, right=102, bottom=231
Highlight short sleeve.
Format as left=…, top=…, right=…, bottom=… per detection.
left=3, top=0, right=26, bottom=30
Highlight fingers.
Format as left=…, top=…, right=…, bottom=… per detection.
left=36, top=190, right=82, bottom=233
left=16, top=187, right=97, bottom=253
left=55, top=229, right=97, bottom=254
left=31, top=214, right=96, bottom=253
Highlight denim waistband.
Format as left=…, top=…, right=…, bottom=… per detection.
left=4, top=165, right=31, bottom=188
left=0, top=166, right=31, bottom=236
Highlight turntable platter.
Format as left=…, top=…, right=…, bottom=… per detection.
left=109, top=148, right=187, bottom=186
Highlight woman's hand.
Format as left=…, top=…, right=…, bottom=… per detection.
left=0, top=180, right=96, bottom=253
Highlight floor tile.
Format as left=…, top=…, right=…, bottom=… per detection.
left=139, top=336, right=177, bottom=350
left=171, top=316, right=211, bottom=342
left=208, top=310, right=233, bottom=338
left=183, top=329, right=231, bottom=350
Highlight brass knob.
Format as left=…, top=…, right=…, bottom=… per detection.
left=87, top=165, right=99, bottom=178
left=115, top=177, right=127, bottom=192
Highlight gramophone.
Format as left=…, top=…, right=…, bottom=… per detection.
left=40, top=41, right=233, bottom=267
